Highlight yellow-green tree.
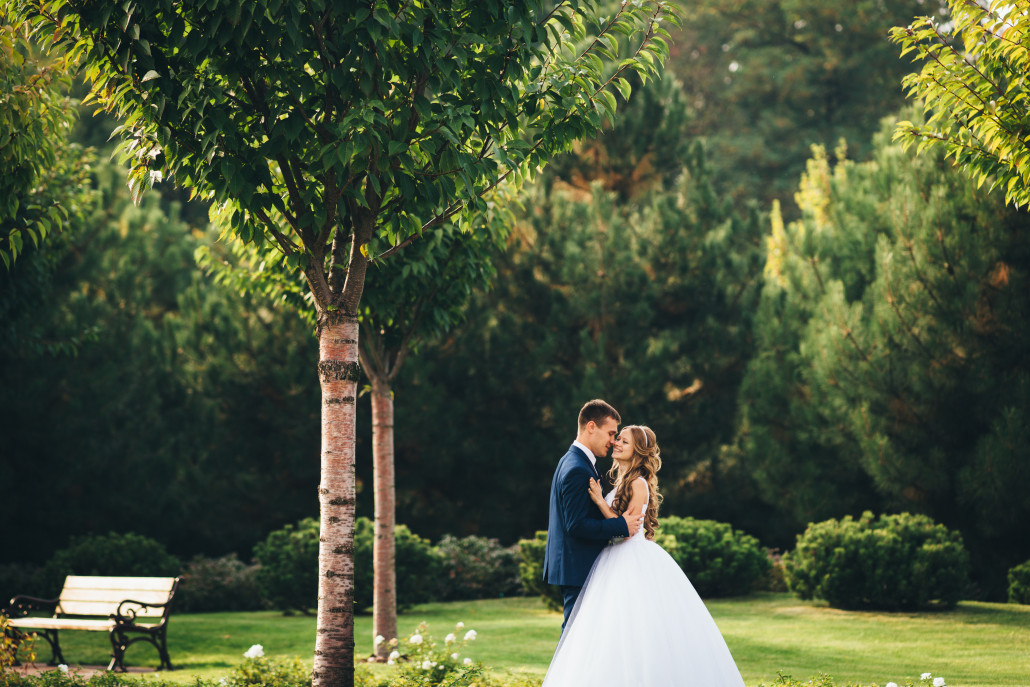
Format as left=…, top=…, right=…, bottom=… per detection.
left=891, top=1, right=1030, bottom=207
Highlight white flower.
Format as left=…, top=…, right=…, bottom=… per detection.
left=243, top=644, right=264, bottom=659
left=389, top=650, right=400, bottom=661
left=387, top=660, right=394, bottom=665
left=886, top=683, right=898, bottom=687
left=58, top=665, right=69, bottom=674
left=464, top=629, right=477, bottom=641
left=421, top=660, right=433, bottom=670
left=374, top=634, right=385, bottom=646
left=366, top=656, right=376, bottom=663
left=464, top=657, right=472, bottom=665
left=933, top=679, right=946, bottom=687
left=456, top=622, right=465, bottom=629
left=409, top=633, right=423, bottom=645
left=451, top=653, right=459, bottom=660
left=389, top=637, right=398, bottom=647
left=445, top=633, right=456, bottom=644
left=921, top=675, right=933, bottom=681
left=219, top=679, right=228, bottom=686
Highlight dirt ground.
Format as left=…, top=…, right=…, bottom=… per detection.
left=10, top=663, right=159, bottom=679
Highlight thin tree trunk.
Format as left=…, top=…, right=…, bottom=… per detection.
left=313, top=313, right=360, bottom=687
left=371, top=377, right=398, bottom=658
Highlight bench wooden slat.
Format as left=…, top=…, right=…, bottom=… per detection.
left=59, top=588, right=173, bottom=605
left=10, top=617, right=117, bottom=631
left=58, top=600, right=165, bottom=617
left=64, top=576, right=176, bottom=592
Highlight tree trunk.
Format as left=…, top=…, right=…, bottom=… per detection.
left=313, top=313, right=360, bottom=687
left=371, top=376, right=398, bottom=658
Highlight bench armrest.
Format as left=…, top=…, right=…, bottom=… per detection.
left=111, top=598, right=172, bottom=624
left=5, top=595, right=60, bottom=618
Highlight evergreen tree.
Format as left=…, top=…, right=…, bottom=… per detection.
left=739, top=113, right=1030, bottom=596
left=0, top=159, right=322, bottom=564
left=668, top=0, right=947, bottom=212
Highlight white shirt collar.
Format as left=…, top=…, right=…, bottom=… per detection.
left=572, top=440, right=597, bottom=469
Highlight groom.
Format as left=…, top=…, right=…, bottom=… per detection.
left=543, top=399, right=643, bottom=631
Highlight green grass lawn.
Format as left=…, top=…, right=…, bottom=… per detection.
left=22, top=593, right=1030, bottom=687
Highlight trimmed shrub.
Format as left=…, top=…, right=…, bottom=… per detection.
left=353, top=517, right=440, bottom=613
left=176, top=554, right=265, bottom=613
left=784, top=511, right=969, bottom=610
left=1008, top=558, right=1030, bottom=604
left=41, top=532, right=180, bottom=597
left=516, top=531, right=562, bottom=611
left=435, top=535, right=521, bottom=601
left=658, top=516, right=771, bottom=597
left=253, top=518, right=319, bottom=614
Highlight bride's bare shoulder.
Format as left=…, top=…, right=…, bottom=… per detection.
left=627, top=476, right=649, bottom=498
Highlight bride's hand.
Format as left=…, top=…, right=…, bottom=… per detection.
left=587, top=477, right=604, bottom=504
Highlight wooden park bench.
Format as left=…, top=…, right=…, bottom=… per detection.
left=4, top=575, right=180, bottom=671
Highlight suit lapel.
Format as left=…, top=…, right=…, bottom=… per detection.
left=570, top=444, right=600, bottom=480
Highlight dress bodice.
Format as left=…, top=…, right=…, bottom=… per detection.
left=606, top=477, right=649, bottom=542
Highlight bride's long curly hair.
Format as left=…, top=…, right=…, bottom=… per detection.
left=606, top=425, right=663, bottom=540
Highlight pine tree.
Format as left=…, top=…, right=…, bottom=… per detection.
left=740, top=111, right=1030, bottom=596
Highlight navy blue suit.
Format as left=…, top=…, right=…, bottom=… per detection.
left=543, top=444, right=629, bottom=630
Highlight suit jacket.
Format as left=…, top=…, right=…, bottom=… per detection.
left=542, top=444, right=630, bottom=587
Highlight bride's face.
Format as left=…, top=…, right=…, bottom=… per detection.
left=611, top=431, right=635, bottom=466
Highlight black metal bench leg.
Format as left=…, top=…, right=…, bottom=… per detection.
left=156, top=627, right=173, bottom=671
left=38, top=629, right=66, bottom=666
left=107, top=627, right=127, bottom=672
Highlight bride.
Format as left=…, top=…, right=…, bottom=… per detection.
left=542, top=425, right=747, bottom=687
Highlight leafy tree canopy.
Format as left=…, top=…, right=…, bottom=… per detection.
left=891, top=0, right=1030, bottom=208
left=9, top=0, right=676, bottom=322
left=0, top=20, right=93, bottom=269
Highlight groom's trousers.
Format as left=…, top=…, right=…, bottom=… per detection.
left=559, top=585, right=582, bottom=632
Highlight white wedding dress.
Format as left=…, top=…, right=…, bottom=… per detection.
left=542, top=479, right=746, bottom=687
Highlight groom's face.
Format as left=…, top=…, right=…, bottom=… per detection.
left=587, top=417, right=620, bottom=458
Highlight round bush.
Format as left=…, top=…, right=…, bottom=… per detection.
left=1008, top=558, right=1030, bottom=604
left=517, top=531, right=562, bottom=611
left=435, top=534, right=521, bottom=601
left=784, top=511, right=970, bottom=611
left=254, top=517, right=441, bottom=615
left=253, top=517, right=319, bottom=614
left=353, top=517, right=440, bottom=613
left=42, top=532, right=180, bottom=596
left=176, top=554, right=265, bottom=613
left=657, top=516, right=770, bottom=597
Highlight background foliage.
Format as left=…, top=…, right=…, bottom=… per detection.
left=3, top=0, right=1029, bottom=603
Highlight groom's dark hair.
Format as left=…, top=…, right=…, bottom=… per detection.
left=578, top=399, right=621, bottom=429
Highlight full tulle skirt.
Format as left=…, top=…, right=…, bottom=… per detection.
left=542, top=537, right=746, bottom=687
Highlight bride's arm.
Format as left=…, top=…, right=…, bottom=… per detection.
left=588, top=477, right=647, bottom=521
